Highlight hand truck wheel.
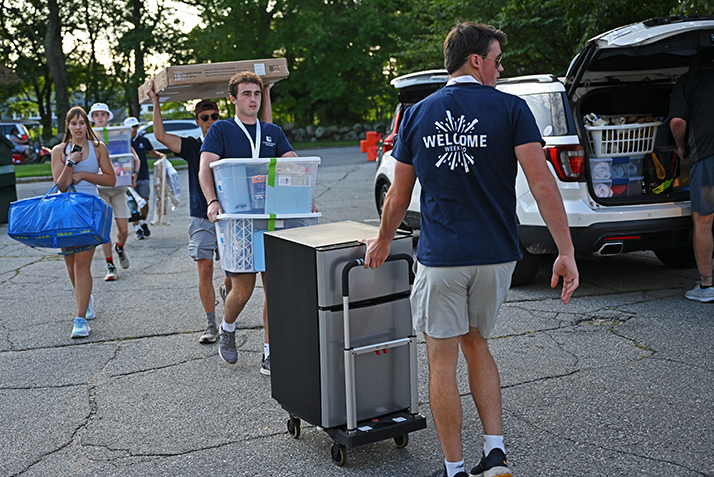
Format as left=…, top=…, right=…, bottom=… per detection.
left=330, top=443, right=347, bottom=466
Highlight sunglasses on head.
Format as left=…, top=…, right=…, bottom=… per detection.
left=199, top=113, right=219, bottom=121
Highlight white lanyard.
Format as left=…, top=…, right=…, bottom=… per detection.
left=233, top=116, right=261, bottom=159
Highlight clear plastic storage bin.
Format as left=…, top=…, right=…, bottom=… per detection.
left=592, top=179, right=613, bottom=198
left=97, top=126, right=133, bottom=155
left=585, top=122, right=661, bottom=158
left=215, top=213, right=321, bottom=272
left=590, top=157, right=612, bottom=180
left=211, top=157, right=320, bottom=214
left=611, top=156, right=644, bottom=178
left=110, top=154, right=135, bottom=186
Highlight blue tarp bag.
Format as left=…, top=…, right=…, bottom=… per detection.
left=7, top=184, right=113, bottom=252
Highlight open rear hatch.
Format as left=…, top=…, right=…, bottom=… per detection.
left=565, top=17, right=714, bottom=206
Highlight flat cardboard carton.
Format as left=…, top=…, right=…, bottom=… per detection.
left=138, top=58, right=289, bottom=104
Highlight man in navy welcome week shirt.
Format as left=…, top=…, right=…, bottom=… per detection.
left=199, top=71, right=296, bottom=375
left=362, top=22, right=579, bottom=477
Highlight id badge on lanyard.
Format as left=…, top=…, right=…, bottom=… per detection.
left=233, top=116, right=261, bottom=159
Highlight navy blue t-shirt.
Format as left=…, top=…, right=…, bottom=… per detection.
left=131, top=136, right=153, bottom=181
left=392, top=82, right=543, bottom=266
left=200, top=119, right=293, bottom=159
left=178, top=136, right=209, bottom=219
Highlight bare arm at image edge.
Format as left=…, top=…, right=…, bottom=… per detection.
left=199, top=150, right=222, bottom=223
left=516, top=142, right=579, bottom=303
left=147, top=79, right=183, bottom=154
left=361, top=161, right=416, bottom=269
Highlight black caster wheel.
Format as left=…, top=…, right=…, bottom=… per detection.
left=286, top=416, right=301, bottom=439
left=394, top=434, right=409, bottom=448
left=330, top=443, right=347, bottom=466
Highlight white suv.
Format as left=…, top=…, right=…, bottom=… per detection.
left=374, top=17, right=714, bottom=286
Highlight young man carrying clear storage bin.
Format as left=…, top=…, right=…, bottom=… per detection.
left=199, top=71, right=299, bottom=375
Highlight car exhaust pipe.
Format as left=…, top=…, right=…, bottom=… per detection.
left=595, top=242, right=624, bottom=256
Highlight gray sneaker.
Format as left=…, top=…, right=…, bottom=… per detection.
left=115, top=244, right=130, bottom=269
left=685, top=284, right=714, bottom=302
left=218, top=327, right=237, bottom=364
left=260, top=354, right=271, bottom=375
left=199, top=324, right=219, bottom=344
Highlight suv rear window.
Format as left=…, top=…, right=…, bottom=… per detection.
left=520, top=92, right=570, bottom=137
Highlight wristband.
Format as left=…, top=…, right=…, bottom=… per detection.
left=132, top=171, right=139, bottom=176
left=66, top=159, right=76, bottom=168
left=207, top=199, right=219, bottom=207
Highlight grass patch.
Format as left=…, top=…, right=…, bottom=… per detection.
left=14, top=159, right=188, bottom=179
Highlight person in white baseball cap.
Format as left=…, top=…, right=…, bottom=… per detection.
left=124, top=116, right=166, bottom=240
left=88, top=103, right=114, bottom=125
left=124, top=117, right=140, bottom=128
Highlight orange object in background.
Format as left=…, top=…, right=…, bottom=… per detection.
left=360, top=131, right=383, bottom=161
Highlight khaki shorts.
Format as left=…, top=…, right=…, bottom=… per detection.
left=98, top=187, right=130, bottom=219
left=188, top=217, right=219, bottom=261
left=410, top=261, right=516, bottom=339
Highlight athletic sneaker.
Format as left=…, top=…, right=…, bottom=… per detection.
left=218, top=327, right=237, bottom=364
left=469, top=448, right=512, bottom=477
left=85, top=295, right=95, bottom=320
left=260, top=354, right=271, bottom=375
left=71, top=317, right=90, bottom=338
left=135, top=227, right=145, bottom=240
left=430, top=465, right=468, bottom=477
left=141, top=223, right=151, bottom=237
left=199, top=324, right=219, bottom=344
left=219, top=284, right=228, bottom=304
left=104, top=263, right=117, bottom=281
left=684, top=283, right=714, bottom=302
left=115, top=244, right=130, bottom=269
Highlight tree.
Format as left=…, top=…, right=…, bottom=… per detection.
left=111, top=0, right=179, bottom=117
left=45, top=0, right=70, bottom=134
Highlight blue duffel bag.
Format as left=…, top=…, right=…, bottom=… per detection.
left=7, top=184, right=113, bottom=253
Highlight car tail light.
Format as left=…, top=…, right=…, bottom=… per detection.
left=382, top=110, right=402, bottom=153
left=545, top=145, right=584, bottom=181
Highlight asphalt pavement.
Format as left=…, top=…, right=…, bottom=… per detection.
left=1, top=146, right=712, bottom=477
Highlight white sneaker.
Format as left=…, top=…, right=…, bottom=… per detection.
left=684, top=284, right=714, bottom=302
left=104, top=264, right=117, bottom=281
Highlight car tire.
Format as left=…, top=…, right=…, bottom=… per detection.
left=511, top=244, right=541, bottom=287
left=376, top=180, right=411, bottom=231
left=654, top=247, right=697, bottom=269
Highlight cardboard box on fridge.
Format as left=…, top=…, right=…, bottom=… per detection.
left=138, top=58, right=289, bottom=104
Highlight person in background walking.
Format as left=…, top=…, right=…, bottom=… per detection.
left=123, top=116, right=166, bottom=239
left=146, top=82, right=231, bottom=344
left=89, top=102, right=140, bottom=281
left=362, top=22, right=579, bottom=477
left=51, top=106, right=115, bottom=338
left=669, top=58, right=714, bottom=302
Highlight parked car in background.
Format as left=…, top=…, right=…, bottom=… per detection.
left=374, top=16, right=714, bottom=286
left=0, top=120, right=50, bottom=163
left=137, top=119, right=201, bottom=153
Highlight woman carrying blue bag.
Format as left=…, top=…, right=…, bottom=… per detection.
left=51, top=107, right=115, bottom=338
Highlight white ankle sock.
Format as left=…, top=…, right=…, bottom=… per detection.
left=484, top=434, right=505, bottom=456
left=222, top=321, right=235, bottom=333
left=444, top=459, right=465, bottom=477
left=264, top=343, right=270, bottom=357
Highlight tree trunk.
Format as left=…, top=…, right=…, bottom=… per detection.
left=44, top=0, right=70, bottom=137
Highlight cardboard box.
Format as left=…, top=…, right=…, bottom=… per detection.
left=138, top=58, right=289, bottom=104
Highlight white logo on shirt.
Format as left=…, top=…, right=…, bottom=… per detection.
left=263, top=136, right=274, bottom=147
left=422, top=110, right=487, bottom=172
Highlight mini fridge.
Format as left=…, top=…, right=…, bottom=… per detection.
left=264, top=221, right=426, bottom=466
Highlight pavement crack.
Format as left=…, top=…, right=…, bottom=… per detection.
left=505, top=407, right=709, bottom=476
